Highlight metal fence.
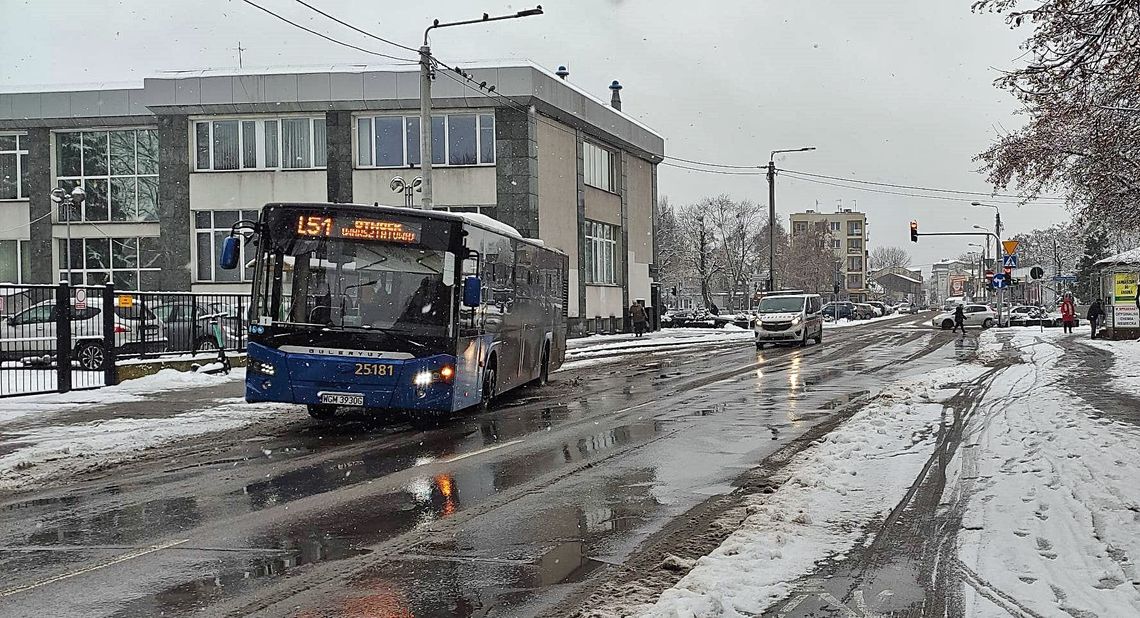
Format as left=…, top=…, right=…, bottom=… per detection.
left=0, top=282, right=249, bottom=398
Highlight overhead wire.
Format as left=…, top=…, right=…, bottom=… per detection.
left=663, top=155, right=759, bottom=170
left=237, top=0, right=417, bottom=63
left=778, top=167, right=1067, bottom=202
left=290, top=0, right=420, bottom=54
left=660, top=161, right=763, bottom=176
left=0, top=211, right=51, bottom=234
left=778, top=170, right=1063, bottom=206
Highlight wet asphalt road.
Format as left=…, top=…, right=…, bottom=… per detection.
left=0, top=314, right=963, bottom=617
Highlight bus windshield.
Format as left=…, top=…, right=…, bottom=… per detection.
left=254, top=218, right=453, bottom=337
left=757, top=296, right=806, bottom=313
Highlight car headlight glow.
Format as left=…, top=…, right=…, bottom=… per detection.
left=413, top=370, right=434, bottom=387
left=791, top=316, right=802, bottom=325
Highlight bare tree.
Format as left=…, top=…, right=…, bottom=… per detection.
left=869, top=246, right=912, bottom=271
left=973, top=0, right=1140, bottom=231
left=677, top=200, right=722, bottom=310
left=707, top=196, right=765, bottom=309
left=784, top=221, right=837, bottom=294
left=654, top=196, right=688, bottom=294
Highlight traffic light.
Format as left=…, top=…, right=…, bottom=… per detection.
left=910, top=220, right=918, bottom=243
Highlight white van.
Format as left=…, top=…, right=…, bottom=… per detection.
left=753, top=293, right=824, bottom=348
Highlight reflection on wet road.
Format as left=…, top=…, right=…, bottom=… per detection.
left=0, top=315, right=955, bottom=617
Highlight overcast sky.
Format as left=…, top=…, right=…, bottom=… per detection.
left=0, top=0, right=1069, bottom=271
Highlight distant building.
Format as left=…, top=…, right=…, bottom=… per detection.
left=871, top=267, right=924, bottom=304
left=789, top=207, right=868, bottom=302
left=929, top=259, right=974, bottom=305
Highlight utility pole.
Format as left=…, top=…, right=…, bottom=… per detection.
left=420, top=7, right=543, bottom=211
left=765, top=147, right=815, bottom=293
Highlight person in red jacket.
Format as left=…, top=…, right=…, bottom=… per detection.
left=1060, top=293, right=1076, bottom=333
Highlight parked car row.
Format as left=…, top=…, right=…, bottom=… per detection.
left=0, top=295, right=247, bottom=370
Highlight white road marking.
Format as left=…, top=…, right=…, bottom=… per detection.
left=442, top=439, right=524, bottom=463
left=0, top=538, right=189, bottom=597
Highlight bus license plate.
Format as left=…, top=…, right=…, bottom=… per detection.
left=319, top=392, right=364, bottom=406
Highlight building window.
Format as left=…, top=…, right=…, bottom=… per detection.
left=848, top=220, right=863, bottom=236
left=846, top=273, right=863, bottom=289
left=55, top=129, right=158, bottom=223
left=356, top=113, right=494, bottom=168
left=848, top=255, right=863, bottom=272
left=793, top=221, right=808, bottom=235
left=584, top=220, right=616, bottom=284
left=195, top=210, right=259, bottom=282
left=194, top=117, right=326, bottom=171
left=584, top=141, right=617, bottom=192
left=847, top=238, right=863, bottom=253
left=0, top=240, right=31, bottom=283
left=831, top=239, right=841, bottom=250
left=829, top=221, right=841, bottom=232
left=58, top=237, right=161, bottom=290
left=433, top=205, right=496, bottom=217
left=0, top=133, right=28, bottom=200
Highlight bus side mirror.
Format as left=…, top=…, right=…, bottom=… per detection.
left=463, top=276, right=481, bottom=307
left=219, top=236, right=240, bottom=270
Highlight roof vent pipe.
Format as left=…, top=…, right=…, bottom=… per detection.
left=556, top=65, right=569, bottom=79
left=609, top=80, right=622, bottom=111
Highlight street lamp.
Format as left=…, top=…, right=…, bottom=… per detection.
left=764, top=147, right=816, bottom=292
left=50, top=185, right=86, bottom=283
left=390, top=176, right=423, bottom=208
left=968, top=242, right=986, bottom=301
left=419, top=6, right=544, bottom=210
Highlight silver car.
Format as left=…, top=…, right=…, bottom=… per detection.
left=0, top=299, right=166, bottom=370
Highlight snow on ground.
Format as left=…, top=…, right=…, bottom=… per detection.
left=952, top=329, right=1140, bottom=617
left=0, top=396, right=289, bottom=492
left=638, top=362, right=989, bottom=617
left=0, top=368, right=244, bottom=425
left=559, top=328, right=754, bottom=372
left=1079, top=336, right=1140, bottom=397
left=822, top=312, right=907, bottom=329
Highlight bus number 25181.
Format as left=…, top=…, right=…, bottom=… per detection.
left=354, top=363, right=394, bottom=376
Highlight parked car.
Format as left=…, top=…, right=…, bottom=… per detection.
left=0, top=298, right=166, bottom=370
left=821, top=301, right=856, bottom=321
left=867, top=301, right=888, bottom=317
left=854, top=303, right=876, bottom=319
left=932, top=304, right=997, bottom=330
left=753, top=293, right=824, bottom=348
left=0, top=287, right=54, bottom=319
left=152, top=301, right=240, bottom=352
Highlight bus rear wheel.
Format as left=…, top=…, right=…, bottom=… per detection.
left=481, top=362, right=497, bottom=410
left=538, top=345, right=550, bottom=386
left=307, top=404, right=337, bottom=419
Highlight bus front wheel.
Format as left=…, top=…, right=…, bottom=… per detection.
left=307, top=404, right=337, bottom=420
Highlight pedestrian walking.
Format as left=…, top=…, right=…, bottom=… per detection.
left=1060, top=294, right=1076, bottom=334
left=1087, top=298, right=1105, bottom=339
left=630, top=301, right=648, bottom=338
left=952, top=304, right=966, bottom=334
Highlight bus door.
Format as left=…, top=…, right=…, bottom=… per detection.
left=457, top=249, right=486, bottom=404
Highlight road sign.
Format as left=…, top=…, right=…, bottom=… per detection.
left=985, top=269, right=994, bottom=281
left=74, top=288, right=87, bottom=310
left=1002, top=240, right=1019, bottom=255
left=1052, top=275, right=1077, bottom=283
left=992, top=273, right=1007, bottom=288
left=1030, top=266, right=1045, bottom=280
left=1002, top=254, right=1018, bottom=268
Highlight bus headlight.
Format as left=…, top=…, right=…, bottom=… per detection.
left=250, top=359, right=275, bottom=376
left=413, top=370, right=434, bottom=387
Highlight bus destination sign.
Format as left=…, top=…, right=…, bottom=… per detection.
left=295, top=214, right=420, bottom=244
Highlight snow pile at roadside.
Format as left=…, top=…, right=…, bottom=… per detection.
left=952, top=330, right=1140, bottom=617
left=1078, top=337, right=1140, bottom=397
left=0, top=369, right=243, bottom=425
left=640, top=362, right=988, bottom=617
left=0, top=398, right=290, bottom=491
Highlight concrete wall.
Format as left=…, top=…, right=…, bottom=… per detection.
left=586, top=285, right=625, bottom=320
left=189, top=170, right=327, bottom=210
left=352, top=167, right=495, bottom=208
left=625, top=156, right=654, bottom=307
left=584, top=187, right=621, bottom=225
left=536, top=117, right=580, bottom=317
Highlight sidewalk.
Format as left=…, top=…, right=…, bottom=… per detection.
left=627, top=328, right=1140, bottom=617
left=0, top=369, right=286, bottom=492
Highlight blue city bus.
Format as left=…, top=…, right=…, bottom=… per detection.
left=219, top=202, right=568, bottom=419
